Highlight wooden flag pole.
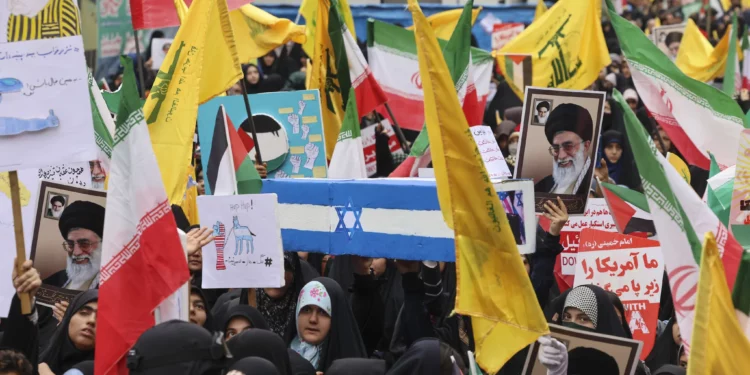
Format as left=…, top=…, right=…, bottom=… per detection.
left=9, top=171, right=32, bottom=314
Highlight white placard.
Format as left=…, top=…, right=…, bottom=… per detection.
left=0, top=36, right=96, bottom=172
left=150, top=38, right=174, bottom=71
left=197, top=194, right=284, bottom=289
left=470, top=125, right=512, bottom=180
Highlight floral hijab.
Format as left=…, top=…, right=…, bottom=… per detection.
left=290, top=281, right=332, bottom=369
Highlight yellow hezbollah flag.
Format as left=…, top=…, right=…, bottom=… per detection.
left=145, top=0, right=242, bottom=204
left=299, top=0, right=356, bottom=57
left=408, top=0, right=549, bottom=372
left=667, top=152, right=691, bottom=184
left=175, top=0, right=188, bottom=22
left=676, top=18, right=731, bottom=82
left=230, top=5, right=307, bottom=62
left=534, top=1, right=547, bottom=21
left=688, top=233, right=750, bottom=375
left=309, top=0, right=346, bottom=160
left=497, top=0, right=610, bottom=99
left=181, top=167, right=199, bottom=225
left=721, top=0, right=750, bottom=10
left=406, top=7, right=482, bottom=41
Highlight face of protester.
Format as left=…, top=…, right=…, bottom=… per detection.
left=679, top=350, right=688, bottom=368
left=189, top=293, right=207, bottom=327
left=264, top=270, right=294, bottom=299
left=298, top=305, right=331, bottom=346
left=654, top=129, right=672, bottom=154
left=521, top=255, right=530, bottom=275
left=562, top=306, right=595, bottom=329
left=672, top=321, right=682, bottom=346
left=188, top=248, right=202, bottom=273
left=605, top=142, right=623, bottom=164
left=668, top=41, right=681, bottom=59
left=225, top=317, right=252, bottom=341
left=69, top=302, right=97, bottom=351
left=621, top=63, right=631, bottom=78
left=196, top=170, right=205, bottom=196
left=245, top=66, right=261, bottom=85
left=262, top=53, right=275, bottom=68
left=627, top=98, right=638, bottom=110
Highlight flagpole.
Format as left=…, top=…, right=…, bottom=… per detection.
left=133, top=30, right=147, bottom=99
left=9, top=171, right=31, bottom=314
left=222, top=107, right=239, bottom=195
left=381, top=103, right=411, bottom=154
left=239, top=80, right=264, bottom=164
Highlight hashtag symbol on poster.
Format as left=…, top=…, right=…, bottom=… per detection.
left=265, top=257, right=273, bottom=267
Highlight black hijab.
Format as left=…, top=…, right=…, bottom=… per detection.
left=547, top=284, right=627, bottom=338
left=645, top=318, right=681, bottom=371
left=386, top=339, right=440, bottom=375
left=288, top=348, right=316, bottom=375
left=39, top=290, right=98, bottom=374
left=326, top=358, right=386, bottom=375
left=127, top=320, right=225, bottom=375
left=226, top=329, right=292, bottom=375
left=653, top=364, right=686, bottom=375
left=606, top=291, right=633, bottom=339
left=243, top=64, right=264, bottom=94
left=191, top=286, right=215, bottom=331
left=220, top=304, right=269, bottom=334
left=228, top=357, right=280, bottom=375
left=291, top=277, right=368, bottom=371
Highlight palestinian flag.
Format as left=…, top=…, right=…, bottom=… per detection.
left=207, top=105, right=262, bottom=195
left=367, top=15, right=493, bottom=132
left=500, top=54, right=532, bottom=98
left=608, top=0, right=745, bottom=170
left=600, top=182, right=655, bottom=237
left=329, top=92, right=368, bottom=178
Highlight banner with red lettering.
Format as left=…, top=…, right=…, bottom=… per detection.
left=491, top=23, right=524, bottom=51
left=574, top=229, right=663, bottom=359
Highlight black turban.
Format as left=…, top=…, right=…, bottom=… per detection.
left=58, top=201, right=105, bottom=239
left=536, top=101, right=550, bottom=111
left=544, top=103, right=594, bottom=144
left=50, top=195, right=65, bottom=206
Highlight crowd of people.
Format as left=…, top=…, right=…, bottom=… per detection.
left=4, top=1, right=750, bottom=374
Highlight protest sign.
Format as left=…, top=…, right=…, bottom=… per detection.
left=491, top=23, right=524, bottom=51
left=150, top=38, right=174, bottom=71
left=0, top=36, right=97, bottom=173
left=575, top=229, right=664, bottom=359
left=470, top=125, right=512, bottom=180
left=197, top=194, right=284, bottom=289
left=262, top=179, right=536, bottom=260
left=0, top=0, right=81, bottom=43
left=523, top=324, right=643, bottom=375
left=30, top=181, right=106, bottom=307
left=198, top=90, right=328, bottom=194
left=652, top=23, right=686, bottom=61
left=0, top=170, right=38, bottom=316
left=515, top=87, right=605, bottom=215
left=361, top=118, right=405, bottom=177
left=37, top=162, right=93, bottom=188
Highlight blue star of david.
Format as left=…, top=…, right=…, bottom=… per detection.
left=335, top=198, right=363, bottom=239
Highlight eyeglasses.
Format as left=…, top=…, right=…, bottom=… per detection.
left=62, top=239, right=99, bottom=254
left=548, top=141, right=582, bottom=157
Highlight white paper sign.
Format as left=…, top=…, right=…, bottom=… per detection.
left=197, top=194, right=284, bottom=289
left=150, top=38, right=174, bottom=71
left=471, top=125, right=512, bottom=180
left=0, top=36, right=96, bottom=172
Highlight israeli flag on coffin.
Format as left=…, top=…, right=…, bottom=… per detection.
left=261, top=178, right=536, bottom=261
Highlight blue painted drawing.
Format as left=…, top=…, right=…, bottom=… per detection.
left=231, top=216, right=256, bottom=255
left=0, top=110, right=59, bottom=136
left=0, top=78, right=22, bottom=104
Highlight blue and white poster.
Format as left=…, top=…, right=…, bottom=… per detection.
left=198, top=90, right=328, bottom=195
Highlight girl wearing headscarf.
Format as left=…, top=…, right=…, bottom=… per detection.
left=243, top=64, right=264, bottom=95
left=221, top=304, right=269, bottom=341
left=189, top=287, right=214, bottom=330
left=39, top=290, right=98, bottom=374
left=645, top=318, right=682, bottom=371
left=599, top=130, right=624, bottom=185
left=289, top=278, right=367, bottom=371
left=226, top=357, right=279, bottom=375
left=226, top=330, right=292, bottom=375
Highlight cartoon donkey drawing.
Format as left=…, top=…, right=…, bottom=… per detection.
left=232, top=216, right=256, bottom=255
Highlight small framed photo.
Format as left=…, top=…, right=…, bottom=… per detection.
left=530, top=98, right=553, bottom=126
left=43, top=192, right=69, bottom=220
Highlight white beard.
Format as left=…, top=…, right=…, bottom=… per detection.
left=551, top=146, right=587, bottom=194
left=91, top=179, right=105, bottom=190
left=66, top=246, right=102, bottom=290
left=538, top=114, right=548, bottom=124
left=51, top=209, right=62, bottom=218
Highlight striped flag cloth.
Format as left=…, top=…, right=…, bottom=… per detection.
left=214, top=222, right=226, bottom=270
left=341, top=20, right=388, bottom=118
left=206, top=105, right=262, bottom=195
left=96, top=57, right=190, bottom=375
left=328, top=92, right=368, bottom=178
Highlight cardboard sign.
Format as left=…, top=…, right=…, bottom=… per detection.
left=261, top=179, right=537, bottom=260
left=575, top=229, right=664, bottom=359
left=523, top=324, right=643, bottom=375
left=197, top=194, right=284, bottom=289
left=361, top=118, right=405, bottom=177
left=492, top=23, right=525, bottom=51
left=470, top=125, right=512, bottom=180
left=0, top=36, right=97, bottom=172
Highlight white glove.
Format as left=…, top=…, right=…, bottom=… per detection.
left=537, top=336, right=568, bottom=375
left=288, top=114, right=300, bottom=134
left=275, top=170, right=289, bottom=179
left=304, top=143, right=319, bottom=170
left=301, top=124, right=310, bottom=140
left=290, top=155, right=302, bottom=173
left=298, top=100, right=306, bottom=115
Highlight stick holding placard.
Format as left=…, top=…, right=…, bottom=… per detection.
left=9, top=171, right=31, bottom=314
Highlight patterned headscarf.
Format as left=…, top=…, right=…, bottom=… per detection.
left=564, top=285, right=599, bottom=328
left=290, top=281, right=332, bottom=369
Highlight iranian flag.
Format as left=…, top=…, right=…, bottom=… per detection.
left=367, top=16, right=493, bottom=132
left=600, top=182, right=655, bottom=237
left=342, top=22, right=388, bottom=117
left=88, top=72, right=114, bottom=179
left=95, top=58, right=190, bottom=374
left=607, top=0, right=745, bottom=170
left=613, top=88, right=743, bottom=355
left=206, top=105, right=262, bottom=195
left=389, top=0, right=482, bottom=177
left=329, top=92, right=367, bottom=178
